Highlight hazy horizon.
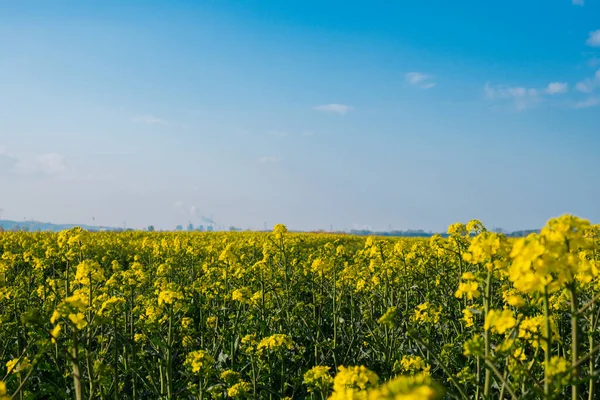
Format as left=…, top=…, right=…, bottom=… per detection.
left=1, top=1, right=599, bottom=232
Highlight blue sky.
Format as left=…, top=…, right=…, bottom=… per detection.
left=1, top=0, right=599, bottom=231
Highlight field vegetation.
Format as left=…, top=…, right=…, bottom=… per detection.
left=0, top=216, right=598, bottom=399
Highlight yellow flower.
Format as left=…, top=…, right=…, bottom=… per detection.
left=503, top=291, right=526, bottom=308
left=454, top=281, right=480, bottom=300
left=461, top=272, right=476, bottom=280
left=185, top=350, right=215, bottom=374
left=206, top=316, right=217, bottom=328
left=6, top=357, right=31, bottom=375
left=329, top=366, right=379, bottom=400
left=463, top=232, right=503, bottom=265
left=272, top=224, right=288, bottom=240
left=546, top=356, right=569, bottom=383
left=227, top=381, right=252, bottom=398
left=68, top=313, right=88, bottom=330
left=50, top=324, right=62, bottom=343
left=367, top=373, right=443, bottom=400
left=232, top=287, right=252, bottom=304
left=462, top=309, right=475, bottom=328
left=447, top=223, right=467, bottom=237
left=220, top=369, right=241, bottom=385
left=257, top=334, right=293, bottom=353
left=395, top=355, right=430, bottom=376
left=134, top=333, right=146, bottom=343
left=304, top=365, right=334, bottom=394
left=484, top=309, right=515, bottom=334
left=74, top=260, right=105, bottom=285
left=412, top=302, right=441, bottom=325
left=509, top=215, right=594, bottom=294
left=157, top=289, right=184, bottom=306
left=0, top=381, right=9, bottom=400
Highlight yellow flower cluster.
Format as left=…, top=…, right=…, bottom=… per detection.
left=509, top=215, right=595, bottom=294
left=395, top=355, right=430, bottom=376
left=257, top=333, right=293, bottom=353
left=329, top=366, right=379, bottom=400
left=0, top=215, right=597, bottom=398
left=304, top=365, right=334, bottom=393
left=185, top=350, right=215, bottom=374
left=484, top=309, right=516, bottom=334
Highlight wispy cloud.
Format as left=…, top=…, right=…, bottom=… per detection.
left=484, top=83, right=541, bottom=110
left=572, top=0, right=584, bottom=6
left=575, top=70, right=600, bottom=93
left=259, top=156, right=281, bottom=164
left=131, top=114, right=170, bottom=126
left=574, top=97, right=599, bottom=108
left=313, top=104, right=353, bottom=115
left=587, top=30, right=600, bottom=47
left=576, top=82, right=594, bottom=93
left=301, top=131, right=315, bottom=137
left=545, top=82, right=569, bottom=94
left=588, top=57, right=600, bottom=68
left=485, top=80, right=570, bottom=110
left=405, top=72, right=436, bottom=89
left=15, top=153, right=67, bottom=175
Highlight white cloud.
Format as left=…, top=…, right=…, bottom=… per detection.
left=576, top=81, right=594, bottom=93
left=0, top=145, right=7, bottom=156
left=259, top=156, right=281, bottom=164
left=576, top=70, right=600, bottom=93
left=485, top=80, right=572, bottom=110
left=313, top=104, right=353, bottom=115
left=484, top=83, right=541, bottom=110
left=588, top=57, right=600, bottom=68
left=131, top=114, right=169, bottom=125
left=587, top=30, right=600, bottom=47
left=574, top=97, right=599, bottom=108
left=572, top=0, right=584, bottom=5
left=15, top=153, right=66, bottom=175
left=545, top=82, right=569, bottom=94
left=301, top=131, right=315, bottom=136
left=405, top=72, right=436, bottom=89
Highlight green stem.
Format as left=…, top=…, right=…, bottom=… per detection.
left=483, top=358, right=518, bottom=400
left=408, top=332, right=469, bottom=400
left=483, top=269, right=492, bottom=398
left=570, top=285, right=579, bottom=400
left=72, top=332, right=84, bottom=400
left=543, top=287, right=551, bottom=398
left=588, top=286, right=595, bottom=400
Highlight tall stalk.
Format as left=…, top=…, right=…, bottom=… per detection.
left=483, top=269, right=492, bottom=397
left=72, top=332, right=83, bottom=400
left=569, top=284, right=579, bottom=400
left=543, top=287, right=551, bottom=398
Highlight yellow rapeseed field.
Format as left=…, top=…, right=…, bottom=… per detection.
left=0, top=216, right=598, bottom=399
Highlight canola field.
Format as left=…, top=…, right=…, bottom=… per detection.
left=0, top=216, right=598, bottom=399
